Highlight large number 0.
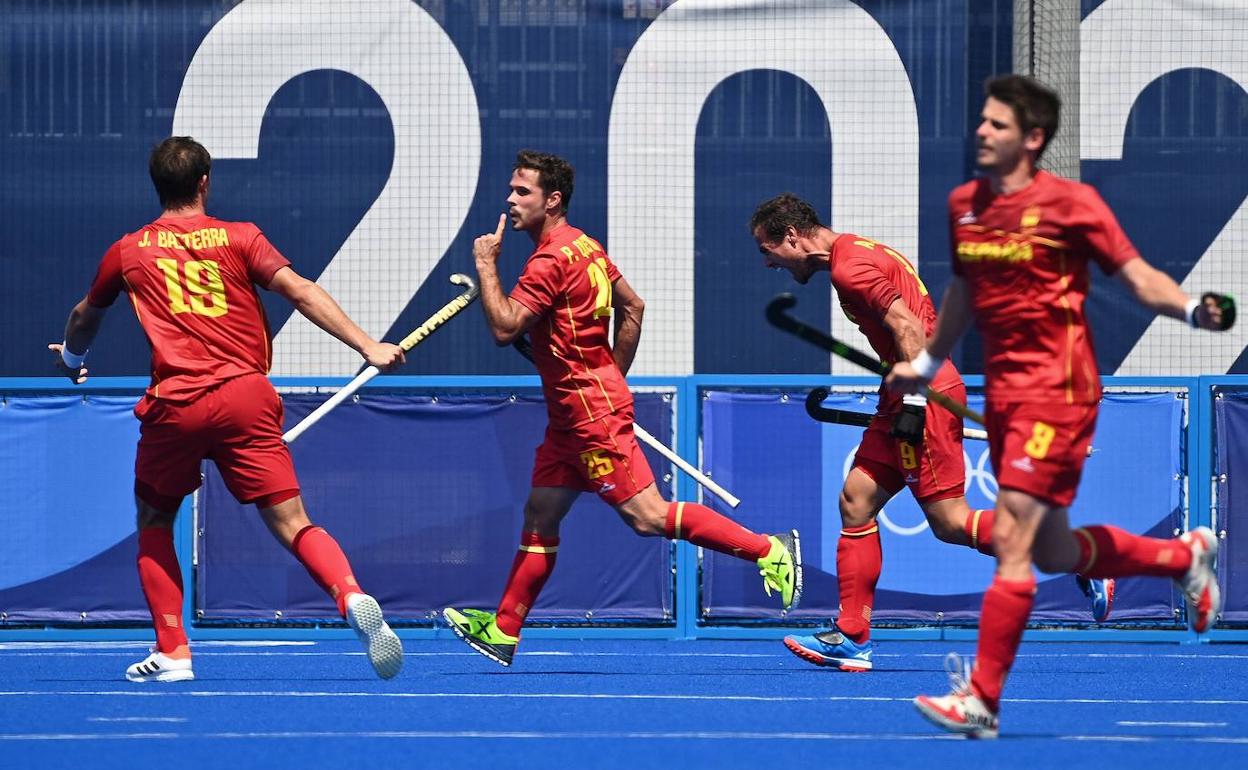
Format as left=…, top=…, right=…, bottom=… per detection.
left=587, top=257, right=614, bottom=318
left=172, top=0, right=479, bottom=375
left=156, top=259, right=228, bottom=318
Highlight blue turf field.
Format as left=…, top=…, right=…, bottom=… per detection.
left=1, top=639, right=1246, bottom=768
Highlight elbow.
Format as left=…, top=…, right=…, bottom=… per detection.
left=491, top=323, right=522, bottom=346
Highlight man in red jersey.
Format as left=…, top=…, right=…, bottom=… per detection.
left=442, top=150, right=801, bottom=666
left=888, top=75, right=1232, bottom=738
left=50, top=137, right=407, bottom=682
left=750, top=193, right=1112, bottom=673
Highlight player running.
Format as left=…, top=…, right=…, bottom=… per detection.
left=751, top=194, right=1112, bottom=672
left=442, top=150, right=801, bottom=666
left=50, top=137, right=406, bottom=682
left=888, top=75, right=1233, bottom=738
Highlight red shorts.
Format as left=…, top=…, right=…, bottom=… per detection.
left=987, top=401, right=1098, bottom=507
left=532, top=411, right=656, bottom=506
left=133, top=373, right=300, bottom=511
left=852, top=384, right=967, bottom=503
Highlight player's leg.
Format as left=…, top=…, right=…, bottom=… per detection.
left=214, top=374, right=402, bottom=679
left=444, top=485, right=578, bottom=667
left=125, top=395, right=206, bottom=683
left=784, top=464, right=893, bottom=671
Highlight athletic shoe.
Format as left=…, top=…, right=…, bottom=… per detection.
left=1075, top=576, right=1115, bottom=622
left=757, top=530, right=803, bottom=611
left=1177, top=526, right=1221, bottom=633
left=442, top=607, right=518, bottom=667
left=913, top=653, right=999, bottom=739
left=125, top=650, right=194, bottom=683
left=346, top=592, right=403, bottom=680
left=783, top=626, right=872, bottom=671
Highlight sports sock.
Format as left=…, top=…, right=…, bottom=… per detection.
left=291, top=525, right=361, bottom=617
left=664, top=502, right=771, bottom=560
left=964, top=508, right=995, bottom=555
left=835, top=521, right=882, bottom=643
left=495, top=531, right=560, bottom=638
left=970, top=575, right=1035, bottom=712
left=1073, top=525, right=1194, bottom=578
left=137, top=527, right=187, bottom=655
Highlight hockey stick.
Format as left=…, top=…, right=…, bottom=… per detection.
left=766, top=293, right=986, bottom=426
left=513, top=336, right=741, bottom=508
left=804, top=387, right=989, bottom=441
left=282, top=274, right=480, bottom=444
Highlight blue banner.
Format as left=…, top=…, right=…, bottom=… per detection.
left=0, top=396, right=148, bottom=622
left=198, top=392, right=675, bottom=622
left=701, top=389, right=1183, bottom=625
left=1216, top=390, right=1248, bottom=624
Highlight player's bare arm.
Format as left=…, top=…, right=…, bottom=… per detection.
left=1114, top=257, right=1231, bottom=331
left=881, top=297, right=926, bottom=361
left=887, top=276, right=973, bottom=393
left=475, top=213, right=538, bottom=345
left=48, top=297, right=108, bottom=384
left=267, top=266, right=405, bottom=371
left=611, top=275, right=644, bottom=376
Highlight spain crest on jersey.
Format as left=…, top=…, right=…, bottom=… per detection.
left=1021, top=206, right=1042, bottom=230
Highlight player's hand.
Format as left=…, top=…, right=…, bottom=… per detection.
left=473, top=214, right=507, bottom=268
left=1195, top=292, right=1236, bottom=331
left=48, top=342, right=88, bottom=384
left=885, top=360, right=925, bottom=395
left=364, top=341, right=406, bottom=372
left=891, top=396, right=926, bottom=444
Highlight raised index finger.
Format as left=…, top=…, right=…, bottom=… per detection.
left=495, top=213, right=507, bottom=238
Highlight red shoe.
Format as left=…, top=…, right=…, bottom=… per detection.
left=913, top=653, right=999, bottom=739
left=1177, top=527, right=1221, bottom=632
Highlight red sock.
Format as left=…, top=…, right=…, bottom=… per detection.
left=970, top=575, right=1035, bottom=712
left=1073, top=525, right=1193, bottom=578
left=495, top=531, right=559, bottom=637
left=965, top=508, right=995, bottom=555
left=664, top=502, right=771, bottom=559
left=835, top=521, right=882, bottom=643
left=137, top=527, right=187, bottom=654
left=291, top=525, right=361, bottom=617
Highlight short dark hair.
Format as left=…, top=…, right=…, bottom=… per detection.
left=149, top=137, right=212, bottom=209
left=984, top=74, right=1061, bottom=159
left=749, top=193, right=824, bottom=243
left=514, top=150, right=574, bottom=213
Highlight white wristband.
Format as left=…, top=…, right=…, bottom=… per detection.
left=61, top=342, right=87, bottom=369
left=1185, top=298, right=1201, bottom=328
left=903, top=393, right=927, bottom=408
left=910, top=349, right=943, bottom=381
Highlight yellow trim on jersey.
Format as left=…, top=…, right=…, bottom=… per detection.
left=1056, top=251, right=1076, bottom=404
left=562, top=292, right=617, bottom=414
left=962, top=224, right=1067, bottom=249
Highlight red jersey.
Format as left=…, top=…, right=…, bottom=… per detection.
left=86, top=214, right=290, bottom=402
left=829, top=234, right=962, bottom=414
left=510, top=223, right=633, bottom=430
left=948, top=171, right=1138, bottom=404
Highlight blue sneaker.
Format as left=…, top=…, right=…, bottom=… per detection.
left=1076, top=576, right=1115, bottom=623
left=783, top=627, right=872, bottom=671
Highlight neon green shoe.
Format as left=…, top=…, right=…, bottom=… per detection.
left=442, top=607, right=519, bottom=667
left=757, top=529, right=803, bottom=611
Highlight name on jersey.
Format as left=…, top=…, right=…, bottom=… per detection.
left=956, top=239, right=1033, bottom=264
left=559, top=233, right=604, bottom=263
left=138, top=227, right=230, bottom=251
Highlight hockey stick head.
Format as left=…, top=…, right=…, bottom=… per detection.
left=804, top=386, right=830, bottom=418
left=765, top=293, right=799, bottom=327
left=450, top=273, right=479, bottom=295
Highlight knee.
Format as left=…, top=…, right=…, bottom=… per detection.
left=838, top=490, right=875, bottom=529
left=927, top=515, right=965, bottom=545
left=1032, top=552, right=1067, bottom=574
left=619, top=503, right=666, bottom=537
left=522, top=503, right=562, bottom=537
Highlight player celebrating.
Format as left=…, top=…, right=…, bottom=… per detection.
left=443, top=150, right=801, bottom=666
left=888, top=75, right=1233, bottom=738
left=50, top=137, right=406, bottom=682
left=751, top=194, right=1112, bottom=672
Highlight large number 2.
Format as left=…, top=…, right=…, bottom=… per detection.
left=156, top=259, right=229, bottom=318
left=172, top=0, right=480, bottom=375
left=586, top=257, right=614, bottom=318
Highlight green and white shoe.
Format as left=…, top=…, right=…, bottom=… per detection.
left=442, top=607, right=518, bottom=667
left=757, top=529, right=803, bottom=611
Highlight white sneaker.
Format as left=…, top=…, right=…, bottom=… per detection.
left=125, top=650, right=194, bottom=683
left=346, top=592, right=403, bottom=680
left=913, top=652, right=999, bottom=739
left=1177, top=527, right=1221, bottom=632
